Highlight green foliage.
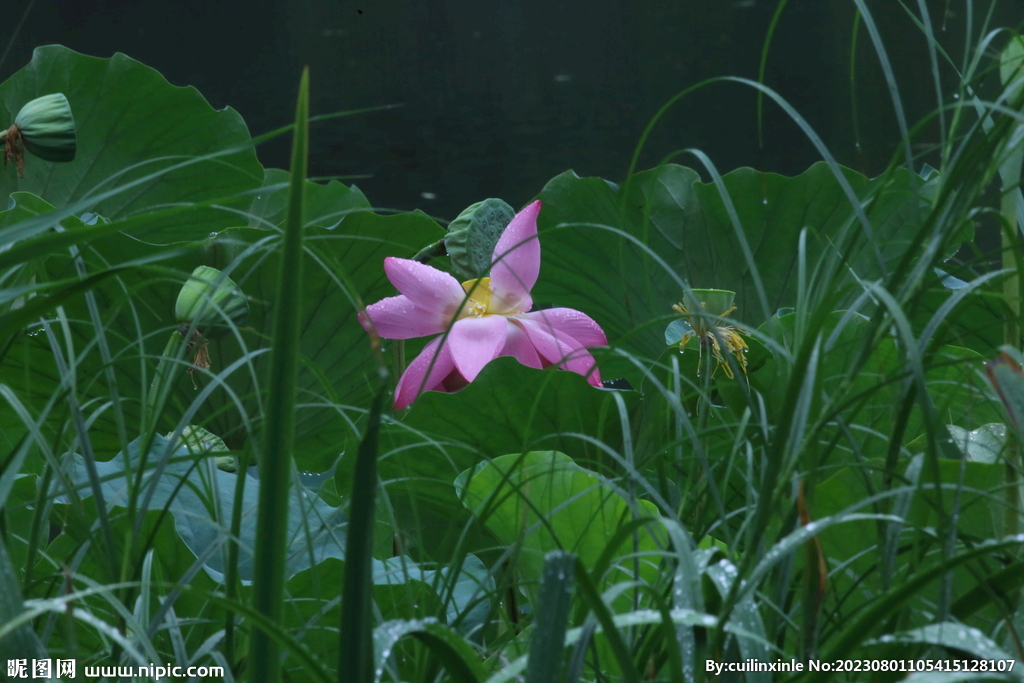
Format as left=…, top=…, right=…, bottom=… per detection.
left=63, top=434, right=348, bottom=582
left=0, top=45, right=263, bottom=239
left=3, top=11, right=1024, bottom=683
left=455, top=451, right=664, bottom=595
left=532, top=161, right=970, bottom=382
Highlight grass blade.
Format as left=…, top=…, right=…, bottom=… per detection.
left=0, top=536, right=46, bottom=663
left=248, top=66, right=309, bottom=683
left=572, top=557, right=642, bottom=683
left=525, top=551, right=576, bottom=683
left=338, top=388, right=386, bottom=682
left=371, top=618, right=485, bottom=683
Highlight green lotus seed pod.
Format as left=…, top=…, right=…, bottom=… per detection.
left=14, top=93, right=76, bottom=162
left=687, top=289, right=736, bottom=317
left=445, top=198, right=516, bottom=281
left=175, top=266, right=249, bottom=335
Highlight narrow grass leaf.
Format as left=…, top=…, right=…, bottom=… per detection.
left=338, top=388, right=386, bottom=683
left=207, top=594, right=332, bottom=683
left=0, top=536, right=45, bottom=662
left=572, top=557, right=642, bottom=683
left=371, top=618, right=485, bottom=683
left=249, top=66, right=309, bottom=683
left=525, top=551, right=576, bottom=683
left=867, top=623, right=1023, bottom=682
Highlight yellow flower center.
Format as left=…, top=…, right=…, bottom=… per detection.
left=672, top=299, right=749, bottom=378
left=461, top=277, right=494, bottom=318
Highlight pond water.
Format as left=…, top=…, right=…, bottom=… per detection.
left=4, top=0, right=1011, bottom=220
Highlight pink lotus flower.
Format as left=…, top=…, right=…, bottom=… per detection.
left=361, top=200, right=607, bottom=410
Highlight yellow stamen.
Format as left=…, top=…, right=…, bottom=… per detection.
left=461, top=277, right=493, bottom=317
left=673, top=298, right=749, bottom=378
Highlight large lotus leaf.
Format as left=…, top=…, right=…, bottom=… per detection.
left=277, top=552, right=492, bottom=673
left=363, top=357, right=640, bottom=559
left=454, top=451, right=664, bottom=597
left=0, top=45, right=263, bottom=240
left=63, top=434, right=348, bottom=582
left=384, top=356, right=639, bottom=471
left=372, top=553, right=495, bottom=636
left=0, top=192, right=208, bottom=465
left=742, top=311, right=1000, bottom=466
left=0, top=191, right=58, bottom=316
left=913, top=269, right=1006, bottom=356
left=277, top=558, right=442, bottom=678
left=247, top=167, right=370, bottom=230
left=811, top=456, right=1006, bottom=625
left=947, top=423, right=1008, bottom=464
left=533, top=162, right=952, bottom=381
left=2, top=193, right=445, bottom=469
left=59, top=434, right=493, bottom=654
left=32, top=503, right=223, bottom=656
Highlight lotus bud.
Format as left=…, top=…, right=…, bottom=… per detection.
left=175, top=266, right=249, bottom=381
left=175, top=266, right=249, bottom=336
left=3, top=93, right=77, bottom=177
left=445, top=198, right=516, bottom=280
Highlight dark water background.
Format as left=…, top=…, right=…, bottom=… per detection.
left=2, top=0, right=1020, bottom=222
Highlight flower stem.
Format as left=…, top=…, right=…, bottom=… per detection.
left=412, top=238, right=446, bottom=264
left=146, top=330, right=184, bottom=429
left=697, top=342, right=714, bottom=431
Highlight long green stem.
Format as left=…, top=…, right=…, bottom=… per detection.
left=697, top=341, right=714, bottom=431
